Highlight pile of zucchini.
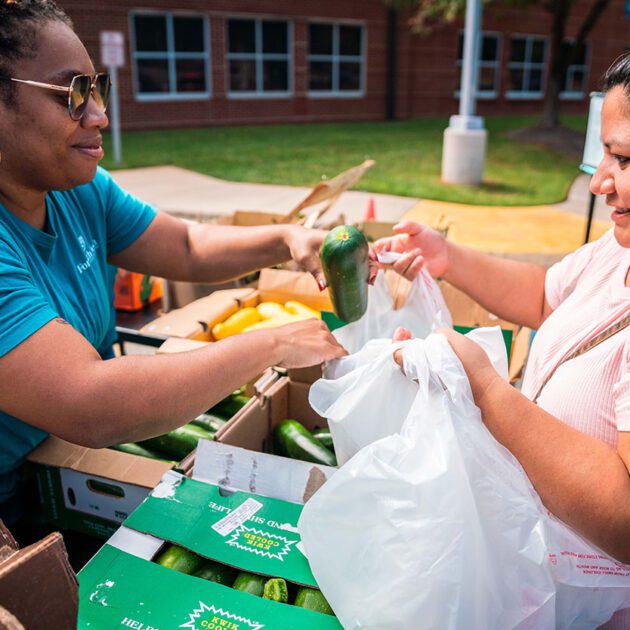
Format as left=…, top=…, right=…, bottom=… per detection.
left=155, top=544, right=334, bottom=616
left=109, top=388, right=250, bottom=462
left=273, top=419, right=336, bottom=467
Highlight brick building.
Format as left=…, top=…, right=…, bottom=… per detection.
left=60, top=0, right=630, bottom=130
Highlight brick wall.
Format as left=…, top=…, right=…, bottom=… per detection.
left=59, top=0, right=629, bottom=129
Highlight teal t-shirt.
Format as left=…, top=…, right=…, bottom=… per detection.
left=0, top=167, right=156, bottom=503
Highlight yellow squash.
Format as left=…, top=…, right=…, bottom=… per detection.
left=212, top=307, right=261, bottom=340
left=256, top=302, right=290, bottom=320
left=284, top=300, right=321, bottom=320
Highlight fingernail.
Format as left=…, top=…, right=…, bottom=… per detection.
left=318, top=279, right=326, bottom=291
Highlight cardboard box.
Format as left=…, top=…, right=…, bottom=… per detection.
left=218, top=159, right=374, bottom=229
left=27, top=437, right=178, bottom=540
left=139, top=288, right=253, bottom=340
left=217, top=376, right=326, bottom=457
left=26, top=365, right=276, bottom=539
left=142, top=269, right=333, bottom=343
left=78, top=472, right=342, bottom=629
left=193, top=436, right=335, bottom=504
left=0, top=521, right=78, bottom=629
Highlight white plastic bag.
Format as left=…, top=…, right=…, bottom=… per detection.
left=311, top=327, right=508, bottom=467
left=333, top=269, right=451, bottom=355
left=300, top=331, right=630, bottom=629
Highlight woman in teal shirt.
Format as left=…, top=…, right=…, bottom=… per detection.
left=0, top=0, right=346, bottom=509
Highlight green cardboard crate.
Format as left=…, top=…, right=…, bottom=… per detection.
left=78, top=472, right=341, bottom=629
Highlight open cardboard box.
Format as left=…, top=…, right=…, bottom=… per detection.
left=26, top=361, right=275, bottom=540
left=217, top=375, right=326, bottom=459
left=218, top=159, right=374, bottom=229
left=78, top=470, right=341, bottom=629
left=141, top=268, right=333, bottom=342
left=0, top=520, right=78, bottom=628
left=139, top=287, right=253, bottom=340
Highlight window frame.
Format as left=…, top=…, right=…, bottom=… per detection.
left=560, top=38, right=590, bottom=101
left=454, top=30, right=502, bottom=100
left=307, top=20, right=367, bottom=99
left=225, top=16, right=293, bottom=99
left=506, top=34, right=548, bottom=100
left=129, top=10, right=212, bottom=102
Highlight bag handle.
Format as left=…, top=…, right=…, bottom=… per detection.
left=532, top=312, right=630, bottom=404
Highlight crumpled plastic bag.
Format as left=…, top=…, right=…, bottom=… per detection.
left=300, top=329, right=630, bottom=629
left=333, top=269, right=451, bottom=355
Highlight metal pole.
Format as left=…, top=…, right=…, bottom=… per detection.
left=459, top=0, right=482, bottom=118
left=584, top=190, right=596, bottom=244
left=109, top=65, right=122, bottom=165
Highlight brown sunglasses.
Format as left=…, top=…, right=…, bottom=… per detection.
left=0, top=73, right=111, bottom=121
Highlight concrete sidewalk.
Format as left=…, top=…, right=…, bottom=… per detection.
left=110, top=166, right=612, bottom=264
left=111, top=165, right=418, bottom=224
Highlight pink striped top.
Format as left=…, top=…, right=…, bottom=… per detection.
left=519, top=229, right=630, bottom=629
left=521, top=229, right=630, bottom=443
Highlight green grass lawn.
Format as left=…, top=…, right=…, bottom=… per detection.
left=101, top=114, right=587, bottom=206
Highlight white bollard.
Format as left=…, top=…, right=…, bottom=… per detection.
left=441, top=126, right=487, bottom=185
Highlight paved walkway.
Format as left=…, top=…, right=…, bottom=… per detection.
left=111, top=166, right=612, bottom=265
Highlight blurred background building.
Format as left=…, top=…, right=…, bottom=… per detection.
left=61, top=0, right=629, bottom=129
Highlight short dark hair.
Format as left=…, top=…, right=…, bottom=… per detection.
left=602, top=50, right=630, bottom=96
left=0, top=0, right=73, bottom=107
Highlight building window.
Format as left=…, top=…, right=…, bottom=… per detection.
left=507, top=35, right=547, bottom=99
left=131, top=12, right=210, bottom=100
left=456, top=32, right=501, bottom=98
left=560, top=40, right=589, bottom=99
left=226, top=18, right=291, bottom=97
left=308, top=23, right=365, bottom=96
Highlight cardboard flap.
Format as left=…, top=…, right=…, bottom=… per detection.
left=193, top=440, right=335, bottom=504
left=79, top=544, right=342, bottom=629
left=509, top=326, right=532, bottom=383
left=0, top=521, right=17, bottom=554
left=222, top=210, right=289, bottom=226
left=0, top=531, right=77, bottom=628
left=27, top=436, right=171, bottom=488
left=124, top=475, right=318, bottom=586
left=284, top=159, right=375, bottom=222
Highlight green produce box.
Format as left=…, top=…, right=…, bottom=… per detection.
left=25, top=368, right=268, bottom=539
left=78, top=472, right=342, bottom=629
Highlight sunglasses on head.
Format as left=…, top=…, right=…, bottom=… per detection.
left=0, top=73, right=111, bottom=121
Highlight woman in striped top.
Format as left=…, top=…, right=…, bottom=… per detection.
left=378, top=53, right=630, bottom=628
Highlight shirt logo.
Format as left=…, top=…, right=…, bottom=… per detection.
left=76, top=234, right=99, bottom=274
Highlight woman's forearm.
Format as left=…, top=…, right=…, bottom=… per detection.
left=184, top=224, right=296, bottom=283
left=49, top=332, right=282, bottom=448
left=444, top=242, right=548, bottom=329
left=477, top=377, right=630, bottom=562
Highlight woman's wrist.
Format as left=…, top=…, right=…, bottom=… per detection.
left=280, top=224, right=300, bottom=258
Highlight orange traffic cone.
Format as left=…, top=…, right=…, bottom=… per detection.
left=364, top=197, right=376, bottom=221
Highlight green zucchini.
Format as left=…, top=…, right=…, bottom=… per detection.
left=321, top=225, right=369, bottom=323
left=273, top=420, right=337, bottom=467
left=193, top=560, right=237, bottom=586
left=154, top=545, right=205, bottom=575
left=209, top=392, right=251, bottom=419
left=109, top=442, right=172, bottom=462
left=263, top=578, right=289, bottom=603
left=191, top=413, right=228, bottom=434
left=294, top=587, right=335, bottom=615
left=139, top=423, right=214, bottom=460
left=311, top=429, right=334, bottom=451
left=232, top=572, right=265, bottom=597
